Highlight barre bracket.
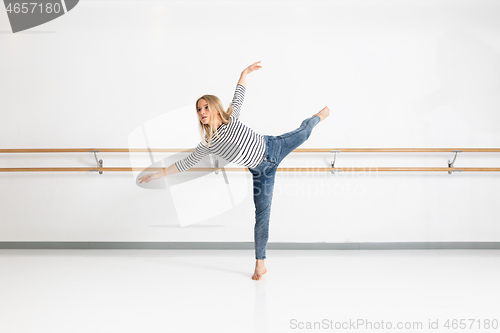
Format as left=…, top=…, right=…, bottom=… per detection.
left=448, top=150, right=462, bottom=174
left=210, top=153, right=219, bottom=175
left=90, top=150, right=103, bottom=175
left=330, top=150, right=341, bottom=174
left=210, top=154, right=229, bottom=184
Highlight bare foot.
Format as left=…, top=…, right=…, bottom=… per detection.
left=252, top=259, right=267, bottom=280
left=312, top=106, right=330, bottom=122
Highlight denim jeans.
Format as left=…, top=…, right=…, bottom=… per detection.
left=248, top=115, right=321, bottom=259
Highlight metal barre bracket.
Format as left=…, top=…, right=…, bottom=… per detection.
left=90, top=150, right=103, bottom=175
left=330, top=150, right=341, bottom=174
left=210, top=153, right=219, bottom=175
left=448, top=150, right=462, bottom=174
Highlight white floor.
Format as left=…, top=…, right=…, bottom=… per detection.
left=0, top=249, right=499, bottom=333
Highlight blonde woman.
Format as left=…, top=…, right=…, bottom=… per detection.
left=139, top=61, right=330, bottom=280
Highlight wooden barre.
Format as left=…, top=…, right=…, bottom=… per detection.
left=1, top=167, right=500, bottom=172
left=1, top=148, right=498, bottom=173
left=1, top=148, right=500, bottom=153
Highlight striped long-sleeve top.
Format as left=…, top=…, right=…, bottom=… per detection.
left=175, top=84, right=266, bottom=173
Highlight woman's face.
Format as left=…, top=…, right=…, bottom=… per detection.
left=197, top=99, right=211, bottom=125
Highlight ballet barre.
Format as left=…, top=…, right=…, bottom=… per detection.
left=1, top=167, right=500, bottom=173
left=0, top=148, right=499, bottom=174
left=2, top=148, right=500, bottom=153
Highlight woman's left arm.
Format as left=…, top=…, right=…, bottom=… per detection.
left=237, top=61, right=262, bottom=87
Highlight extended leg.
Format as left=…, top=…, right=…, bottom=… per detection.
left=312, top=106, right=330, bottom=121
left=276, top=115, right=321, bottom=164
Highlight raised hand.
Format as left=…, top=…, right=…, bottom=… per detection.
left=244, top=61, right=262, bottom=74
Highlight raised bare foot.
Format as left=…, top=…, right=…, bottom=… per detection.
left=252, top=259, right=267, bottom=280
left=312, top=106, right=330, bottom=122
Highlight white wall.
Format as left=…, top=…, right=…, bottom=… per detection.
left=1, top=0, right=499, bottom=242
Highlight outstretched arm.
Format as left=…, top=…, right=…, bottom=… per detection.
left=138, top=142, right=209, bottom=184
left=231, top=61, right=262, bottom=119
left=237, top=61, right=262, bottom=87
left=138, top=163, right=179, bottom=184
left=163, top=163, right=180, bottom=176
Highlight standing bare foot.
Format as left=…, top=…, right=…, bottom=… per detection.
left=252, top=259, right=267, bottom=280
left=312, top=106, right=330, bottom=122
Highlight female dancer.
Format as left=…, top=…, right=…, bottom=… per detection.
left=139, top=61, right=330, bottom=280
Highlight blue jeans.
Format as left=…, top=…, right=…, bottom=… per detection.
left=248, top=115, right=321, bottom=259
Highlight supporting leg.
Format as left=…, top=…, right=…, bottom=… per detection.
left=251, top=166, right=277, bottom=261
left=250, top=165, right=276, bottom=280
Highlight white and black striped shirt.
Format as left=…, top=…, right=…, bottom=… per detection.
left=175, top=84, right=266, bottom=173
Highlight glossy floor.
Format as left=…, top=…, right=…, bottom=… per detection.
left=0, top=249, right=499, bottom=333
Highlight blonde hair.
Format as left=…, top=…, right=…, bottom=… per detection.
left=196, top=95, right=234, bottom=147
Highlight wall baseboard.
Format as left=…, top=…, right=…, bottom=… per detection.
left=0, top=242, right=499, bottom=250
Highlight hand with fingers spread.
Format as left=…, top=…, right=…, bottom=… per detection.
left=138, top=171, right=162, bottom=184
